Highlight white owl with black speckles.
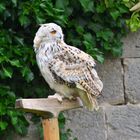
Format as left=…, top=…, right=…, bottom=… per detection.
left=33, top=23, right=103, bottom=111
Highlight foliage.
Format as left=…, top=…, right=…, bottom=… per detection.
left=123, top=0, right=140, bottom=31
left=0, top=85, right=29, bottom=137
left=0, top=0, right=138, bottom=139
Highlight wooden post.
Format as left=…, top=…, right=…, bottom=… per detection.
left=42, top=118, right=59, bottom=140
left=15, top=98, right=82, bottom=140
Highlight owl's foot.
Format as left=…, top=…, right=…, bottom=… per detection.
left=48, top=93, right=63, bottom=103
left=68, top=96, right=76, bottom=100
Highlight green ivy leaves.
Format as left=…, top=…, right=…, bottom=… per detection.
left=126, top=13, right=140, bottom=31
left=79, top=0, right=94, bottom=12
left=123, top=0, right=140, bottom=31
left=0, top=122, right=8, bottom=131
left=2, top=67, right=13, bottom=78
left=0, top=85, right=29, bottom=136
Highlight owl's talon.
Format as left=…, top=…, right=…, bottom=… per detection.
left=48, top=93, right=63, bottom=103
left=68, top=96, right=76, bottom=100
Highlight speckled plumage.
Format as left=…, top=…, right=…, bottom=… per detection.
left=33, top=23, right=103, bottom=111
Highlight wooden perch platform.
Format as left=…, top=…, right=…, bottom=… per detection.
left=15, top=98, right=83, bottom=118
left=15, top=98, right=83, bottom=140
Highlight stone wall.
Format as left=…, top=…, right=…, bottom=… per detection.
left=64, top=30, right=140, bottom=140
left=9, top=31, right=140, bottom=140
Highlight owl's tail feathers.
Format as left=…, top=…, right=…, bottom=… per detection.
left=78, top=90, right=99, bottom=111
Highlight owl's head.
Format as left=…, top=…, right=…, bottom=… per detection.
left=34, top=23, right=64, bottom=48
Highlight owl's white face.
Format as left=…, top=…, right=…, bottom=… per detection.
left=34, top=23, right=64, bottom=45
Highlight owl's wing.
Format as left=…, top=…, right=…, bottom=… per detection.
left=48, top=46, right=103, bottom=96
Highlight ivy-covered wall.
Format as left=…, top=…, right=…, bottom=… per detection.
left=0, top=0, right=139, bottom=139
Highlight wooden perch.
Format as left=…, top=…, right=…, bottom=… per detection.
left=15, top=98, right=83, bottom=140
left=15, top=98, right=82, bottom=117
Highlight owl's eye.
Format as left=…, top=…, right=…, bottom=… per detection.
left=50, top=30, right=56, bottom=34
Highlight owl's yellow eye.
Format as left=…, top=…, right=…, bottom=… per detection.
left=50, top=30, right=56, bottom=34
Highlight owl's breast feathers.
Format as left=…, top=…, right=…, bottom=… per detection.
left=47, top=43, right=103, bottom=97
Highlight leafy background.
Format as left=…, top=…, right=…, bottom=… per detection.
left=0, top=0, right=139, bottom=139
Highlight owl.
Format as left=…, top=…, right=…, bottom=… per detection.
left=33, top=23, right=103, bottom=111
